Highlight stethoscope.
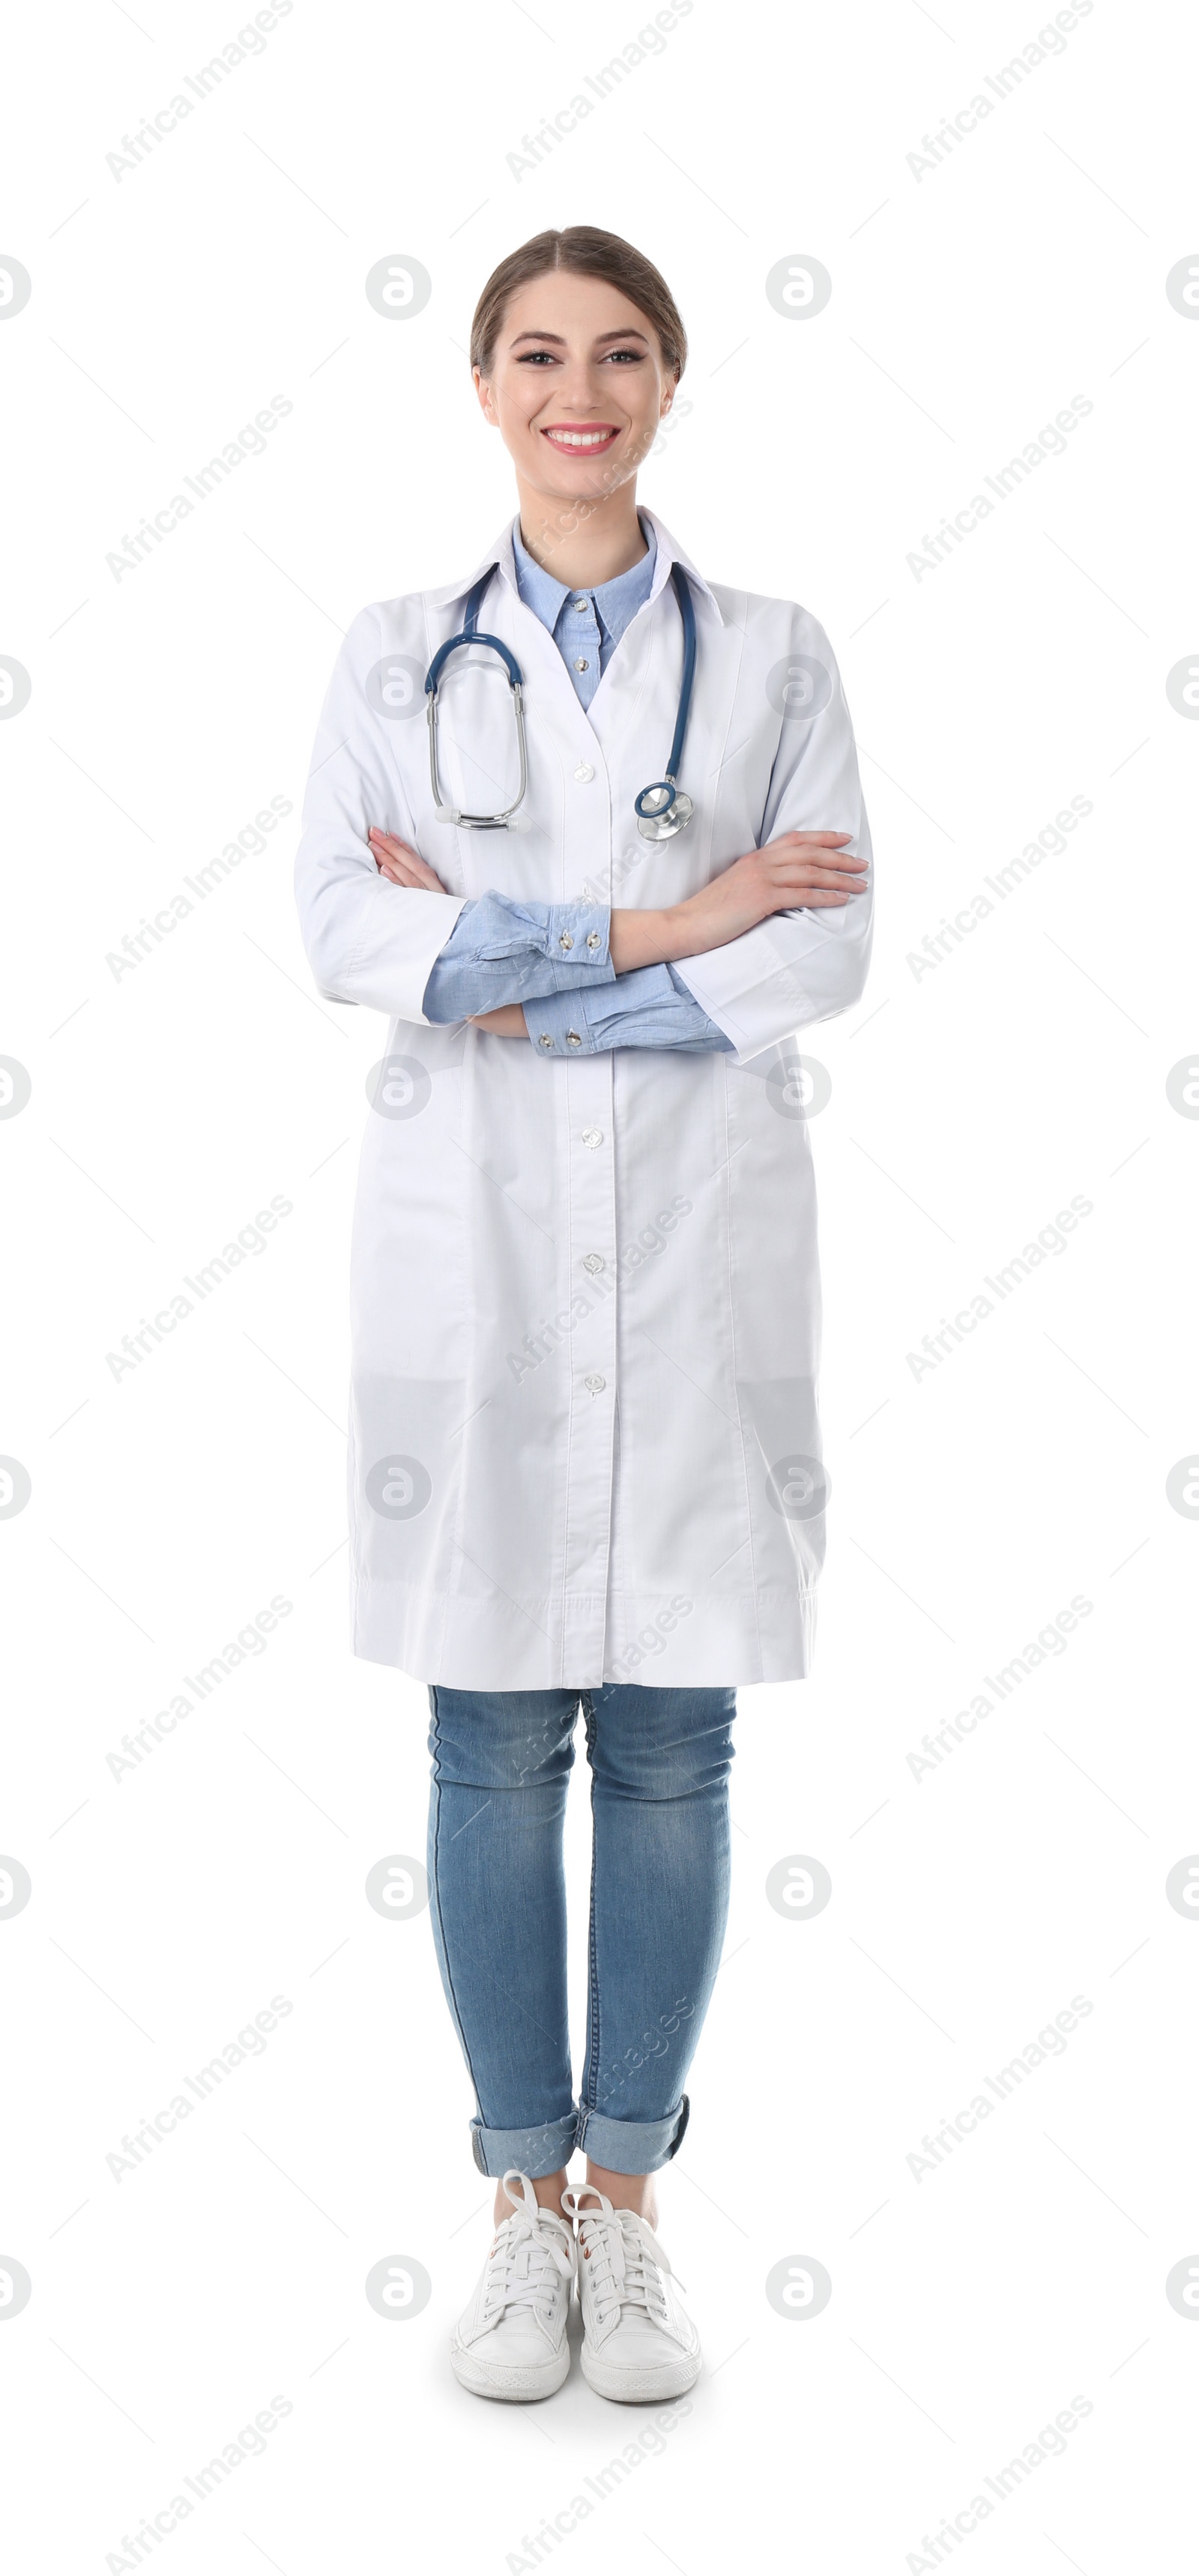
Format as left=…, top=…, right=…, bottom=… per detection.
left=424, top=560, right=697, bottom=841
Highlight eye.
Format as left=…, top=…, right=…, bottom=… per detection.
left=605, top=347, right=645, bottom=363
left=516, top=348, right=558, bottom=364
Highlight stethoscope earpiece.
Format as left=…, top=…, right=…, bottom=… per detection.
left=424, top=557, right=698, bottom=836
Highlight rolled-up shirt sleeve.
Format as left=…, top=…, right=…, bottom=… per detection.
left=421, top=892, right=616, bottom=1022
left=523, top=964, right=734, bottom=1056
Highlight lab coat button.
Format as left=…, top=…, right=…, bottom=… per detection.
left=559, top=931, right=574, bottom=950
left=574, top=762, right=595, bottom=783
left=581, top=1126, right=603, bottom=1149
left=566, top=1031, right=582, bottom=1048
left=585, top=1374, right=606, bottom=1395
left=582, top=1253, right=605, bottom=1273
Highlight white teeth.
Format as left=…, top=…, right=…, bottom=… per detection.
left=546, top=429, right=614, bottom=447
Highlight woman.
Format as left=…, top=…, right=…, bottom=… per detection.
left=294, top=226, right=873, bottom=2404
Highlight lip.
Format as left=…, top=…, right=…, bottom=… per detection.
left=540, top=424, right=620, bottom=452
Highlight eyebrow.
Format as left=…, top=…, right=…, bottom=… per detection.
left=507, top=328, right=650, bottom=348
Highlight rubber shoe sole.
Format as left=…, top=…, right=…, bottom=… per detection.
left=579, top=2338, right=701, bottom=2404
left=450, top=2335, right=570, bottom=2403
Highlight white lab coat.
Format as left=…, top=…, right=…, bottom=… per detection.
left=294, top=509, right=873, bottom=1688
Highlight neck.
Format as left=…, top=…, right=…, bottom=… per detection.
left=515, top=481, right=648, bottom=590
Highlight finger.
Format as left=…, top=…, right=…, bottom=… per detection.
left=368, top=827, right=442, bottom=882
left=771, top=859, right=868, bottom=886
left=779, top=830, right=855, bottom=848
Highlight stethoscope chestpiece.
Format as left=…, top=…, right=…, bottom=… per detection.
left=635, top=780, right=695, bottom=842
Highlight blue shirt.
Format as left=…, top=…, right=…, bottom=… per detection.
left=421, top=517, right=731, bottom=1056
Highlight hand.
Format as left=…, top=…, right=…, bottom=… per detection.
left=668, top=830, right=867, bottom=953
left=468, top=1006, right=528, bottom=1037
left=608, top=831, right=868, bottom=973
left=368, top=827, right=446, bottom=890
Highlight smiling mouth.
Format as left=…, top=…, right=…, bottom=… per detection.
left=540, top=425, right=620, bottom=452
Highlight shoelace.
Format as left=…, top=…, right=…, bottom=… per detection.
left=561, top=2191, right=682, bottom=2330
left=481, top=2207, right=573, bottom=2325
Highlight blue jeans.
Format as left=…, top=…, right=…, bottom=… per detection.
left=426, top=1684, right=736, bottom=2178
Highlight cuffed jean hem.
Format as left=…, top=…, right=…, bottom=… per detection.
left=470, top=2111, right=579, bottom=2181
left=574, top=2093, right=691, bottom=2176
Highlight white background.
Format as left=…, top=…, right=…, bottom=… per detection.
left=2, top=0, right=1198, bottom=2567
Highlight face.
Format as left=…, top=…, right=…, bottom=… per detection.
left=474, top=269, right=677, bottom=505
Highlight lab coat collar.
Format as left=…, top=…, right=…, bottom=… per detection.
left=423, top=507, right=724, bottom=627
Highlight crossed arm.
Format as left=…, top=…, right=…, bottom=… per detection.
left=367, top=826, right=869, bottom=1048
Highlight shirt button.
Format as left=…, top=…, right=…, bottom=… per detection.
left=585, top=1374, right=606, bottom=1395
left=572, top=595, right=589, bottom=611
left=585, top=930, right=601, bottom=949
left=574, top=762, right=595, bottom=783
left=581, top=1126, right=603, bottom=1149
left=539, top=1032, right=554, bottom=1049
left=573, top=657, right=589, bottom=672
left=558, top=931, right=574, bottom=950
left=566, top=1031, right=582, bottom=1048
left=582, top=1252, right=605, bottom=1274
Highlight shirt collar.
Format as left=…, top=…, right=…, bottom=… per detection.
left=423, top=506, right=724, bottom=627
left=511, top=512, right=656, bottom=636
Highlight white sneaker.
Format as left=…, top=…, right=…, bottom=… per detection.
left=561, top=2184, right=701, bottom=2403
left=450, top=2169, right=576, bottom=2401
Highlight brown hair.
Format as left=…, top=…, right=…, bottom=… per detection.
left=470, top=227, right=687, bottom=383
